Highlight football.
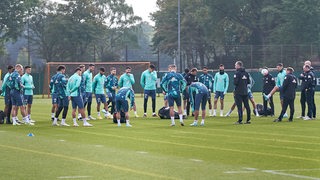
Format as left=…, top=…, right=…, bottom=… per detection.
left=261, top=69, right=268, bottom=75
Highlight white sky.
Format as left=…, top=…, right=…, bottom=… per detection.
left=49, top=0, right=158, bottom=25
left=125, top=0, right=158, bottom=25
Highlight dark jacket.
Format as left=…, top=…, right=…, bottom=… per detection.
left=282, top=73, right=297, bottom=100
left=184, top=73, right=198, bottom=86
left=234, top=68, right=250, bottom=95
left=300, top=70, right=315, bottom=91
left=262, top=73, right=275, bottom=94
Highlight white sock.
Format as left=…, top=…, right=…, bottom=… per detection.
left=171, top=117, right=175, bottom=124
left=144, top=113, right=147, bottom=115
left=117, top=119, right=121, bottom=125
left=213, top=109, right=217, bottom=114
left=227, top=109, right=232, bottom=114
left=78, top=113, right=81, bottom=117
left=220, top=110, right=223, bottom=115
left=126, top=120, right=130, bottom=125
left=28, top=114, right=31, bottom=119
left=255, top=109, right=259, bottom=115
left=51, top=113, right=55, bottom=118
left=179, top=114, right=183, bottom=122
left=183, top=109, right=187, bottom=115
left=61, top=119, right=65, bottom=124
left=209, top=109, right=212, bottom=115
left=194, top=120, right=198, bottom=123
left=53, top=117, right=58, bottom=124
left=97, top=112, right=101, bottom=116
left=201, top=119, right=205, bottom=124
left=73, top=118, right=77, bottom=124
left=134, top=111, right=137, bottom=115
left=23, top=116, right=29, bottom=123
left=152, top=112, right=156, bottom=115
left=12, top=117, right=17, bottom=123
left=83, top=118, right=88, bottom=124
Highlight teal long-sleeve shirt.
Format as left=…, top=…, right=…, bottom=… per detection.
left=1, top=72, right=10, bottom=96
left=213, top=72, right=229, bottom=94
left=119, top=73, right=135, bottom=88
left=188, top=82, right=209, bottom=112
left=21, top=73, right=35, bottom=95
left=116, top=87, right=135, bottom=108
left=198, top=73, right=214, bottom=92
left=276, top=69, right=286, bottom=87
left=83, top=69, right=93, bottom=93
left=67, top=73, right=81, bottom=97
left=92, top=73, right=106, bottom=94
left=140, top=69, right=157, bottom=90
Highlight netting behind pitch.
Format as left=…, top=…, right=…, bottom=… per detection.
left=43, top=62, right=150, bottom=97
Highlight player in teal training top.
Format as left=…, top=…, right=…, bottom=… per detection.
left=82, top=64, right=95, bottom=120
left=161, top=64, right=187, bottom=126
left=189, top=82, right=209, bottom=126
left=67, top=68, right=92, bottom=127
left=52, top=65, right=69, bottom=126
left=21, top=66, right=35, bottom=123
left=198, top=66, right=214, bottom=116
left=105, top=67, right=118, bottom=115
left=140, top=64, right=158, bottom=117
left=115, top=87, right=135, bottom=127
left=1, top=65, right=14, bottom=124
left=213, top=64, right=229, bottom=116
left=119, top=66, right=138, bottom=117
left=264, top=63, right=288, bottom=117
left=92, top=67, right=111, bottom=119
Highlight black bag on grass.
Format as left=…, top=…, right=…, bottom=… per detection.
left=0, top=110, right=5, bottom=124
left=113, top=111, right=126, bottom=123
left=158, top=107, right=180, bottom=119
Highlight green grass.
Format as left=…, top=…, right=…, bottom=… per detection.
left=0, top=92, right=320, bottom=180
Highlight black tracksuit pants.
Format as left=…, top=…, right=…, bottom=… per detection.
left=278, top=98, right=295, bottom=121
left=235, top=94, right=251, bottom=122
left=263, top=95, right=274, bottom=116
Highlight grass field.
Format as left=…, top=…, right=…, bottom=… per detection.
left=0, top=92, right=319, bottom=180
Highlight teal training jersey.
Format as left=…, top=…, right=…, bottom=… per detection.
left=188, top=82, right=209, bottom=111
left=83, top=69, right=93, bottom=93
left=116, top=87, right=135, bottom=108
left=213, top=72, right=229, bottom=94
left=105, top=74, right=118, bottom=93
left=21, top=73, right=34, bottom=95
left=140, top=69, right=157, bottom=90
left=92, top=73, right=106, bottom=94
left=276, top=69, right=286, bottom=87
left=119, top=73, right=135, bottom=88
left=198, top=73, right=214, bottom=92
left=67, top=73, right=81, bottom=97
left=1, top=72, right=10, bottom=96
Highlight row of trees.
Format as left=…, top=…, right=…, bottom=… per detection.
left=0, top=0, right=144, bottom=64
left=152, top=0, right=320, bottom=69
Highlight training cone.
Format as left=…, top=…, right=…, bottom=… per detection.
left=27, top=133, right=34, bottom=137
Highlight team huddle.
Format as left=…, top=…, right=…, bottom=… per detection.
left=0, top=60, right=316, bottom=127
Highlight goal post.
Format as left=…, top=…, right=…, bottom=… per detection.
left=43, top=61, right=151, bottom=98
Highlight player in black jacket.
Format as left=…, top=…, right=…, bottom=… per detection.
left=304, top=60, right=316, bottom=119
left=233, top=61, right=251, bottom=124
left=268, top=67, right=297, bottom=122
left=301, top=65, right=315, bottom=120
left=262, top=68, right=275, bottom=116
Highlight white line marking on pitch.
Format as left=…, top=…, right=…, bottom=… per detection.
left=189, top=159, right=203, bottom=162
left=224, top=171, right=255, bottom=174
left=57, top=176, right=92, bottom=179
left=262, top=170, right=320, bottom=180
left=243, top=167, right=258, bottom=171
left=136, top=151, right=148, bottom=154
left=59, top=140, right=65, bottom=142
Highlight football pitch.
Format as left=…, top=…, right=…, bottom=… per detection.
left=0, top=92, right=319, bottom=180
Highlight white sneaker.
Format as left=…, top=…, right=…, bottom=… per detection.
left=13, top=121, right=21, bottom=126
left=88, top=116, right=96, bottom=120
left=225, top=113, right=230, bottom=117
left=73, top=123, right=79, bottom=127
left=303, top=116, right=311, bottom=121
left=30, top=119, right=36, bottom=123
left=135, top=114, right=139, bottom=118
left=213, top=112, right=216, bottom=117
left=83, top=122, right=93, bottom=127
left=220, top=113, right=223, bottom=117
left=200, top=122, right=205, bottom=126
left=117, top=123, right=121, bottom=127
left=26, top=121, right=34, bottom=126
left=101, top=109, right=107, bottom=114
left=170, top=123, right=175, bottom=127
left=61, top=123, right=70, bottom=127
left=296, top=116, right=304, bottom=119
left=190, top=122, right=198, bottom=126
left=52, top=122, right=59, bottom=126
left=126, top=124, right=132, bottom=127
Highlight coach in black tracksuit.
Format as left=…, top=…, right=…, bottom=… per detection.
left=262, top=69, right=275, bottom=116
left=274, top=67, right=297, bottom=122
left=301, top=65, right=315, bottom=119
left=184, top=68, right=198, bottom=116
left=234, top=61, right=251, bottom=124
